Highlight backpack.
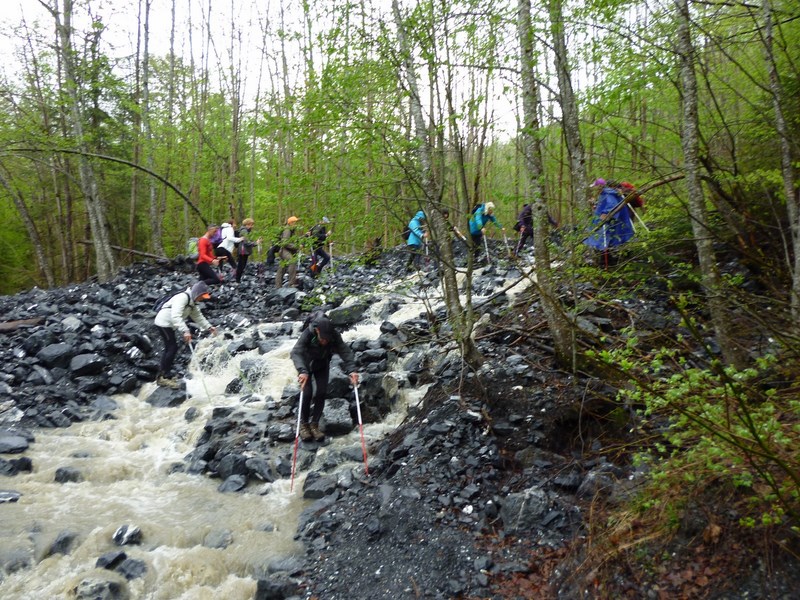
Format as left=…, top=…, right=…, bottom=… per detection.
left=401, top=226, right=411, bottom=241
left=301, top=309, right=328, bottom=332
left=153, top=290, right=190, bottom=313
left=186, top=237, right=199, bottom=259
left=209, top=228, right=223, bottom=248
left=471, top=203, right=484, bottom=216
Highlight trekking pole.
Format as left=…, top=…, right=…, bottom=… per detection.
left=602, top=223, right=609, bottom=270
left=482, top=232, right=491, bottom=265
left=353, top=382, right=369, bottom=476
left=631, top=207, right=650, bottom=231
left=329, top=242, right=335, bottom=274
left=187, top=341, right=211, bottom=400
left=503, top=230, right=512, bottom=258
left=290, top=383, right=305, bottom=492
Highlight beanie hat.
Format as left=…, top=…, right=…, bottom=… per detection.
left=592, top=178, right=606, bottom=188
left=207, top=223, right=219, bottom=230
left=485, top=202, right=495, bottom=212
left=191, top=281, right=210, bottom=301
left=287, top=216, right=299, bottom=225
left=312, top=316, right=335, bottom=340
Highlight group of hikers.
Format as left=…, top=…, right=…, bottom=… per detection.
left=154, top=281, right=357, bottom=445
left=154, top=178, right=643, bottom=424
left=403, top=177, right=645, bottom=270
left=195, top=215, right=332, bottom=289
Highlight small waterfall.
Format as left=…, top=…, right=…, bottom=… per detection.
left=0, top=275, right=474, bottom=597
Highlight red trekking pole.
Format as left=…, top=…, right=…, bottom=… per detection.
left=353, top=382, right=369, bottom=476
left=290, top=383, right=305, bottom=492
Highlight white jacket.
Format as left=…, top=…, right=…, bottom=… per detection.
left=154, top=288, right=212, bottom=334
left=218, top=222, right=242, bottom=253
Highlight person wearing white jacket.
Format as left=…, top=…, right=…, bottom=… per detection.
left=215, top=221, right=242, bottom=277
left=154, top=281, right=217, bottom=388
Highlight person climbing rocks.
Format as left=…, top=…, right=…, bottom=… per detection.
left=275, top=216, right=300, bottom=288
left=153, top=281, right=217, bottom=389
left=290, top=314, right=359, bottom=442
left=307, top=216, right=331, bottom=277
left=197, top=224, right=224, bottom=286
left=468, top=201, right=504, bottom=262
left=405, top=210, right=427, bottom=272
left=235, top=218, right=262, bottom=283
left=584, top=178, right=634, bottom=266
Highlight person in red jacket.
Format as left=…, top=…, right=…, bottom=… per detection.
left=197, top=224, right=223, bottom=286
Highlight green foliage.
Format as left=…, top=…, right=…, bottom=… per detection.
left=594, top=338, right=800, bottom=534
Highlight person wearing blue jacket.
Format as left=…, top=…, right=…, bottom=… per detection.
left=405, top=210, right=427, bottom=272
left=584, top=179, right=634, bottom=264
left=468, top=202, right=504, bottom=261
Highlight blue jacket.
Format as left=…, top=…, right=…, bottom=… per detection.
left=469, top=205, right=500, bottom=235
left=407, top=211, right=426, bottom=247
left=584, top=187, right=634, bottom=250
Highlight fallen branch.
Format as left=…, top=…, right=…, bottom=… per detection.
left=77, top=240, right=169, bottom=260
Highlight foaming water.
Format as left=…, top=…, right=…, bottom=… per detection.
left=0, top=342, right=305, bottom=599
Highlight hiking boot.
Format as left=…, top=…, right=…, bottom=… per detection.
left=309, top=422, right=325, bottom=442
left=299, top=423, right=313, bottom=442
left=157, top=375, right=180, bottom=389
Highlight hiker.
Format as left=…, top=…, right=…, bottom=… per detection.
left=619, top=181, right=645, bottom=213
left=513, top=204, right=558, bottom=256
left=275, top=216, right=300, bottom=288
left=307, top=216, right=331, bottom=277
left=235, top=218, right=262, bottom=283
left=153, top=281, right=217, bottom=389
left=584, top=178, right=634, bottom=264
left=215, top=221, right=240, bottom=277
left=197, top=224, right=224, bottom=286
left=405, top=210, right=427, bottom=272
left=290, top=314, right=359, bottom=442
left=468, top=201, right=504, bottom=261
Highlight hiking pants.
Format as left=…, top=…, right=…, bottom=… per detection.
left=313, top=247, right=330, bottom=273
left=236, top=254, right=250, bottom=282
left=515, top=227, right=533, bottom=255
left=215, top=247, right=236, bottom=273
left=300, top=362, right=330, bottom=424
left=157, top=326, right=178, bottom=376
left=197, top=262, right=222, bottom=286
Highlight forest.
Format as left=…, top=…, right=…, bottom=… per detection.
left=1, top=0, right=799, bottom=592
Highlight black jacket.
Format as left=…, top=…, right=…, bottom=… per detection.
left=290, top=327, right=356, bottom=374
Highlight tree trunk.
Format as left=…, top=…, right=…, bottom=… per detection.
left=762, top=0, right=800, bottom=321
left=0, top=171, right=56, bottom=287
left=548, top=0, right=589, bottom=211
left=52, top=0, right=117, bottom=281
left=518, top=0, right=576, bottom=369
left=676, top=0, right=746, bottom=368
left=392, top=0, right=482, bottom=368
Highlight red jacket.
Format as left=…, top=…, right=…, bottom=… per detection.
left=197, top=236, right=216, bottom=264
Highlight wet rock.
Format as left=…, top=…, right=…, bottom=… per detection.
left=54, top=466, right=83, bottom=483
left=203, top=529, right=233, bottom=549
left=113, top=525, right=142, bottom=546
left=96, top=550, right=127, bottom=570
left=0, top=490, right=21, bottom=503
left=218, top=474, right=247, bottom=493
left=73, top=578, right=127, bottom=600
left=0, top=432, right=29, bottom=454
left=116, top=557, right=147, bottom=580
left=255, top=572, right=301, bottom=600
left=36, top=343, right=75, bottom=369
left=145, top=386, right=186, bottom=408
left=70, top=353, right=108, bottom=376
left=303, top=472, right=338, bottom=499
left=45, top=530, right=78, bottom=557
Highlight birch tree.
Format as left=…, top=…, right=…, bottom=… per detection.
left=675, top=0, right=745, bottom=368
left=46, top=0, right=117, bottom=281
left=518, top=0, right=575, bottom=368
